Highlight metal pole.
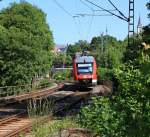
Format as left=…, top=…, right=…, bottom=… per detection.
left=128, top=0, right=135, bottom=46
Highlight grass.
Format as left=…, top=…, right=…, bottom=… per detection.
left=26, top=86, right=81, bottom=137
left=27, top=98, right=54, bottom=118
left=30, top=117, right=80, bottom=137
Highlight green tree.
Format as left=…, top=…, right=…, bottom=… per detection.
left=90, top=35, right=125, bottom=68
left=66, top=40, right=90, bottom=58
left=123, top=36, right=143, bottom=62
left=79, top=2, right=150, bottom=136
left=142, top=2, right=150, bottom=44
left=0, top=2, right=54, bottom=86
left=77, top=40, right=90, bottom=51
left=142, top=25, right=150, bottom=43
left=147, top=2, right=150, bottom=16
left=66, top=43, right=82, bottom=58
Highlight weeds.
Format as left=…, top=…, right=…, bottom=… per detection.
left=27, top=98, right=54, bottom=118
left=31, top=117, right=79, bottom=137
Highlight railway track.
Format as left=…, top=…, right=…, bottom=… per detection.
left=0, top=88, right=91, bottom=137
left=0, top=112, right=31, bottom=137
left=0, top=83, right=111, bottom=137
left=54, top=91, right=90, bottom=116
left=0, top=83, right=64, bottom=108
left=0, top=83, right=64, bottom=136
left=0, top=113, right=52, bottom=137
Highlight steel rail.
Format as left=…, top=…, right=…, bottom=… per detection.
left=0, top=87, right=93, bottom=137
left=2, top=116, right=52, bottom=137
left=0, top=83, right=64, bottom=107
left=0, top=112, right=26, bottom=126
left=54, top=92, right=90, bottom=115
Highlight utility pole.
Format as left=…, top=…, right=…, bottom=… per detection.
left=81, top=0, right=135, bottom=47
left=101, top=33, right=104, bottom=54
left=128, top=0, right=135, bottom=46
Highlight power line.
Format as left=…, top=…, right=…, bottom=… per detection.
left=74, top=0, right=85, bottom=39
left=76, top=13, right=112, bottom=17
left=80, top=0, right=94, bottom=11
left=86, top=11, right=95, bottom=40
left=94, top=9, right=116, bottom=12
left=53, top=0, right=83, bottom=39
left=73, top=17, right=83, bottom=39
left=78, top=0, right=96, bottom=40
left=53, top=0, right=72, bottom=17
left=107, top=0, right=127, bottom=21
left=83, top=0, right=128, bottom=22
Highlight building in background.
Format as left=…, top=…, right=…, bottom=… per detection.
left=137, top=16, right=143, bottom=34
left=52, top=44, right=67, bottom=54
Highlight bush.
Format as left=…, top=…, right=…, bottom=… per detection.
left=113, top=66, right=150, bottom=137
left=31, top=118, right=79, bottom=137
left=38, top=79, right=52, bottom=89
left=53, top=70, right=71, bottom=80
left=97, top=67, right=114, bottom=82
left=78, top=97, right=122, bottom=137
left=78, top=66, right=150, bottom=137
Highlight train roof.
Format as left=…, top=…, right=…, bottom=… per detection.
left=75, top=56, right=94, bottom=63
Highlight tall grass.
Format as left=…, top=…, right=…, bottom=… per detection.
left=27, top=98, right=54, bottom=118
left=31, top=118, right=80, bottom=137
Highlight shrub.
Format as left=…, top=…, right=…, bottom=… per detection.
left=27, top=98, right=54, bottom=117
left=31, top=118, right=79, bottom=137
left=38, top=79, right=52, bottom=89
left=53, top=70, right=71, bottom=80
left=114, top=66, right=150, bottom=137
left=97, top=67, right=114, bottom=82
left=78, top=97, right=123, bottom=137
left=78, top=66, right=150, bottom=137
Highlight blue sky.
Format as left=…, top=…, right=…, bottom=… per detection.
left=0, top=0, right=149, bottom=44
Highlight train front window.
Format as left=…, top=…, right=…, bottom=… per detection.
left=77, top=63, right=93, bottom=74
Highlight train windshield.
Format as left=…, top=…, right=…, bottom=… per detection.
left=77, top=63, right=93, bottom=74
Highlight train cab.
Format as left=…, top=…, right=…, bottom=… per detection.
left=73, top=54, right=97, bottom=86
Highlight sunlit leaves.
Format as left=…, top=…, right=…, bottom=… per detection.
left=0, top=2, right=53, bottom=86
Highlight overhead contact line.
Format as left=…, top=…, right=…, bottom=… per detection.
left=84, top=0, right=128, bottom=22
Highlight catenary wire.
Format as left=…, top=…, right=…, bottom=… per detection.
left=80, top=0, right=94, bottom=11
left=83, top=0, right=128, bottom=22
left=53, top=0, right=72, bottom=17
left=53, top=0, right=82, bottom=39
left=107, top=0, right=127, bottom=20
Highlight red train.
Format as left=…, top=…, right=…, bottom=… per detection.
left=73, top=53, right=97, bottom=86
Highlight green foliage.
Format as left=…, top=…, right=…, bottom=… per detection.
left=97, top=67, right=113, bottom=82
left=147, top=1, right=150, bottom=17
left=67, top=43, right=82, bottom=58
left=77, top=40, right=90, bottom=51
left=65, top=54, right=72, bottom=66
left=53, top=53, right=72, bottom=67
left=53, top=70, right=71, bottom=80
left=53, top=53, right=66, bottom=67
left=66, top=40, right=90, bottom=58
left=27, top=98, right=54, bottom=118
left=90, top=35, right=125, bottom=68
left=124, top=1, right=150, bottom=62
left=67, top=35, right=125, bottom=69
left=31, top=118, right=79, bottom=137
left=143, top=25, right=150, bottom=44
left=78, top=97, right=122, bottom=137
left=123, top=36, right=143, bottom=62
left=79, top=3, right=150, bottom=137
left=142, top=1, right=150, bottom=50
left=0, top=2, right=53, bottom=86
left=38, top=79, right=52, bottom=89
left=79, top=65, right=150, bottom=137
left=113, top=65, right=150, bottom=137
left=79, top=43, right=150, bottom=137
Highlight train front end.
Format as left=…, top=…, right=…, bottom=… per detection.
left=73, top=55, right=97, bottom=86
